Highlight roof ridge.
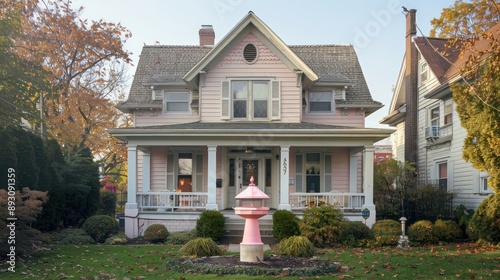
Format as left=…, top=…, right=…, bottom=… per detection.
left=143, top=45, right=214, bottom=49
left=289, top=44, right=352, bottom=47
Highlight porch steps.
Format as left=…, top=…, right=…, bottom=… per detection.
left=221, top=214, right=278, bottom=244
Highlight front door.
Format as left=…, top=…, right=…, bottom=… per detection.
left=227, top=155, right=273, bottom=208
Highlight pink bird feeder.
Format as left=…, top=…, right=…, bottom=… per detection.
left=234, top=176, right=270, bottom=262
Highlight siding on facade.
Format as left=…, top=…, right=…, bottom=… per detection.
left=202, top=33, right=300, bottom=123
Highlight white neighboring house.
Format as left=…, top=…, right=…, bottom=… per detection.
left=380, top=10, right=496, bottom=210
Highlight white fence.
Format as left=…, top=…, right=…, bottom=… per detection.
left=137, top=192, right=208, bottom=212
left=290, top=192, right=365, bottom=210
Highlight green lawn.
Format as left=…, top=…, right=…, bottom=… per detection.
left=1, top=243, right=499, bottom=279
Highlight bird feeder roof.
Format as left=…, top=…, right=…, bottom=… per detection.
left=235, top=185, right=270, bottom=200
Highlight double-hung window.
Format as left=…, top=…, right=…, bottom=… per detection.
left=430, top=106, right=440, bottom=127
left=437, top=162, right=447, bottom=190
left=164, top=92, right=190, bottom=113
left=308, top=91, right=334, bottom=113
left=420, top=61, right=429, bottom=84
left=232, top=80, right=269, bottom=119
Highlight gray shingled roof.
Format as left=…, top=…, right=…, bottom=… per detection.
left=289, top=45, right=379, bottom=106
left=119, top=44, right=382, bottom=109
left=139, top=121, right=353, bottom=130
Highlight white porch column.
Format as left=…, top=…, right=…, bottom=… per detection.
left=362, top=145, right=376, bottom=227
left=206, top=145, right=218, bottom=210
left=125, top=145, right=139, bottom=238
left=349, top=152, right=358, bottom=193
left=278, top=145, right=291, bottom=210
left=142, top=150, right=151, bottom=192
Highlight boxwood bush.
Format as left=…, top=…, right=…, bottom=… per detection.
left=372, top=219, right=401, bottom=246
left=195, top=210, right=225, bottom=242
left=82, top=215, right=118, bottom=243
left=339, top=221, right=373, bottom=247
left=433, top=219, right=462, bottom=242
left=408, top=220, right=438, bottom=245
left=273, top=210, right=300, bottom=241
left=105, top=233, right=129, bottom=245
left=144, top=224, right=170, bottom=243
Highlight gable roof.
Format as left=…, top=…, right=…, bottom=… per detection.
left=117, top=12, right=383, bottom=113
left=183, top=11, right=318, bottom=89
left=413, top=37, right=461, bottom=84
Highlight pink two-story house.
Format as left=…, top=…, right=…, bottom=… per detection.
left=109, top=12, right=393, bottom=238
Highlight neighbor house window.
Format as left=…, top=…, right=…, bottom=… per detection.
left=308, top=91, right=334, bottom=113
left=164, top=92, right=190, bottom=113
left=437, top=162, right=447, bottom=189
left=480, top=172, right=491, bottom=193
left=420, top=61, right=429, bottom=84
left=232, top=80, right=269, bottom=119
left=430, top=106, right=440, bottom=127
left=444, top=99, right=453, bottom=125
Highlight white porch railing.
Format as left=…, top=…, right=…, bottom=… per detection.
left=290, top=192, right=365, bottom=211
left=137, top=192, right=208, bottom=212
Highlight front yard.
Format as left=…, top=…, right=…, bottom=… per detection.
left=1, top=243, right=499, bottom=279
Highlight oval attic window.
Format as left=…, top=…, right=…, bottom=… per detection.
left=243, top=43, right=257, bottom=63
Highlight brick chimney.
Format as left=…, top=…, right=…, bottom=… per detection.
left=199, top=25, right=215, bottom=46
left=404, top=9, right=418, bottom=166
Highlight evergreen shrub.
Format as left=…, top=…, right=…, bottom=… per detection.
left=82, top=215, right=118, bottom=243
left=339, top=221, right=373, bottom=247
left=272, top=210, right=300, bottom=241
left=408, top=220, right=438, bottom=244
left=433, top=219, right=462, bottom=242
left=372, top=219, right=401, bottom=246
left=299, top=205, right=345, bottom=248
left=195, top=210, right=225, bottom=242
left=144, top=224, right=170, bottom=243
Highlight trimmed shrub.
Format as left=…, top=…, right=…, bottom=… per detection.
left=372, top=219, right=401, bottom=246
left=466, top=195, right=500, bottom=243
left=144, top=224, right=170, bottom=243
left=105, top=233, right=129, bottom=245
left=408, top=220, right=438, bottom=245
left=82, top=215, right=118, bottom=243
left=60, top=233, right=96, bottom=245
left=179, top=237, right=223, bottom=258
left=273, top=210, right=300, bottom=241
left=299, top=205, right=345, bottom=248
left=275, top=236, right=316, bottom=257
left=340, top=221, right=373, bottom=247
left=167, top=229, right=197, bottom=245
left=433, top=219, right=462, bottom=242
left=195, top=210, right=225, bottom=242
left=96, top=190, right=117, bottom=216
left=51, top=228, right=88, bottom=243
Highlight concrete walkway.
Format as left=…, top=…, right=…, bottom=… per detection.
left=227, top=244, right=271, bottom=252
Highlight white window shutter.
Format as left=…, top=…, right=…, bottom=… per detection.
left=152, top=89, right=164, bottom=101
left=221, top=81, right=230, bottom=120
left=166, top=154, right=175, bottom=191
left=324, top=154, right=332, bottom=192
left=295, top=154, right=303, bottom=192
left=271, top=81, right=281, bottom=120
left=195, top=154, right=204, bottom=193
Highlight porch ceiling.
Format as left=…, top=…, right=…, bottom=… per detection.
left=108, top=122, right=394, bottom=147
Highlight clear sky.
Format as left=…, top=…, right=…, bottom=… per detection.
left=73, top=0, right=456, bottom=128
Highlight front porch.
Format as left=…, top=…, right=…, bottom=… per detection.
left=136, top=191, right=366, bottom=213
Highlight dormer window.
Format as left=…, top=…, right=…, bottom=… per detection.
left=307, top=91, right=335, bottom=113
left=163, top=92, right=190, bottom=113
left=243, top=43, right=258, bottom=63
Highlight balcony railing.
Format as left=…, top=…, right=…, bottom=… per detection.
left=137, top=192, right=208, bottom=212
left=290, top=192, right=365, bottom=211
